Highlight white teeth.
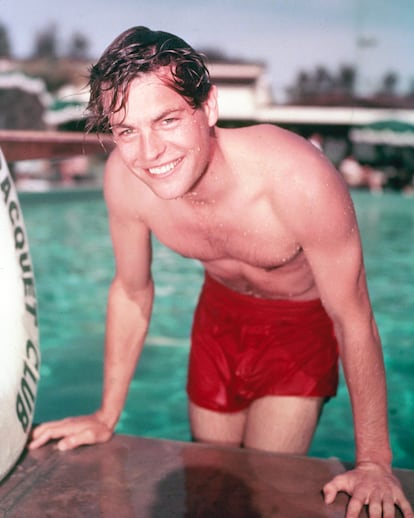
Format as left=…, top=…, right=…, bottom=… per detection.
left=149, top=158, right=181, bottom=175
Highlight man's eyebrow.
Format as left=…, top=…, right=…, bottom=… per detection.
left=110, top=123, right=129, bottom=130
left=153, top=107, right=184, bottom=122
left=110, top=108, right=185, bottom=130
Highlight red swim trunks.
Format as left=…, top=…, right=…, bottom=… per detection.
left=187, top=273, right=339, bottom=412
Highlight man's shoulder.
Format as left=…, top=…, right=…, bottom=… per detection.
left=239, top=125, right=347, bottom=219
left=103, top=150, right=150, bottom=219
left=228, top=124, right=317, bottom=164
left=228, top=124, right=332, bottom=182
left=229, top=123, right=293, bottom=146
left=104, top=148, right=130, bottom=180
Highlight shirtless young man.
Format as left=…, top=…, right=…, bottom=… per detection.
left=29, top=27, right=412, bottom=517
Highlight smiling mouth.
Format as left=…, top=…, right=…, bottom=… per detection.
left=148, top=158, right=182, bottom=176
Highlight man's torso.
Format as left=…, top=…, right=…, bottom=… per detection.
left=107, top=124, right=332, bottom=300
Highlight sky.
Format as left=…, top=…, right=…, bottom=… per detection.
left=1, top=0, right=413, bottom=101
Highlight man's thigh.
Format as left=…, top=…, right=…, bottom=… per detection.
left=243, top=395, right=325, bottom=455
left=188, top=401, right=247, bottom=447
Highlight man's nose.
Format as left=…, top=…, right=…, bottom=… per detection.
left=139, top=130, right=166, bottom=162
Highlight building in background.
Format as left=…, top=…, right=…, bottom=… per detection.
left=1, top=56, right=414, bottom=191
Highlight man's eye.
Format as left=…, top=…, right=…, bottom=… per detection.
left=115, top=128, right=137, bottom=140
left=162, top=118, right=177, bottom=126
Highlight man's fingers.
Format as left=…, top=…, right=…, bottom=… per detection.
left=27, top=434, right=48, bottom=450
left=395, top=495, right=414, bottom=518
left=345, top=493, right=366, bottom=518
left=367, top=497, right=385, bottom=518
left=28, top=424, right=67, bottom=449
left=57, top=431, right=89, bottom=451
left=323, top=481, right=339, bottom=504
left=30, top=420, right=64, bottom=440
left=28, top=416, right=107, bottom=450
left=326, top=476, right=414, bottom=518
left=380, top=494, right=399, bottom=518
left=57, top=426, right=109, bottom=451
left=323, top=475, right=352, bottom=505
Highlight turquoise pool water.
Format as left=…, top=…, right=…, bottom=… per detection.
left=20, top=188, right=414, bottom=468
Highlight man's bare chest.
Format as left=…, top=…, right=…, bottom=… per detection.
left=146, top=203, right=301, bottom=270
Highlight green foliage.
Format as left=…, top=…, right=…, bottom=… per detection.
left=0, top=22, right=11, bottom=58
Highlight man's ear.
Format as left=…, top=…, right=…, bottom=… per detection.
left=203, top=85, right=219, bottom=127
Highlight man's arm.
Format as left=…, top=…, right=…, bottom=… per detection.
left=98, top=228, right=154, bottom=436
left=276, top=137, right=413, bottom=517
left=29, top=272, right=154, bottom=451
left=29, top=152, right=154, bottom=451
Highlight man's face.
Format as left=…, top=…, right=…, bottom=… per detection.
left=108, top=71, right=218, bottom=200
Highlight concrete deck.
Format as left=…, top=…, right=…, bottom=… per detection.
left=0, top=435, right=412, bottom=517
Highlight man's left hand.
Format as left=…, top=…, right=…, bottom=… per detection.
left=323, top=462, right=414, bottom=518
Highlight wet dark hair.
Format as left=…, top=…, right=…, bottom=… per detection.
left=86, top=26, right=212, bottom=133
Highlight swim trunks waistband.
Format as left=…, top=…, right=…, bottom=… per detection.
left=200, top=272, right=329, bottom=323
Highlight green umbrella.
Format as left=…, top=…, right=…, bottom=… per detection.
left=350, top=120, right=414, bottom=147
left=45, top=98, right=86, bottom=126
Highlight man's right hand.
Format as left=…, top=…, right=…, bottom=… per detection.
left=28, top=411, right=113, bottom=451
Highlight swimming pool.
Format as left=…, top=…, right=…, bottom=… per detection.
left=20, top=188, right=414, bottom=468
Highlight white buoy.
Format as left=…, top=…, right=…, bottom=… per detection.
left=0, top=147, right=40, bottom=481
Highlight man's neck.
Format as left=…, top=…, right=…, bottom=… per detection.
left=181, top=130, right=230, bottom=206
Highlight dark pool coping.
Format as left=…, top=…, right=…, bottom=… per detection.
left=0, top=435, right=412, bottom=517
